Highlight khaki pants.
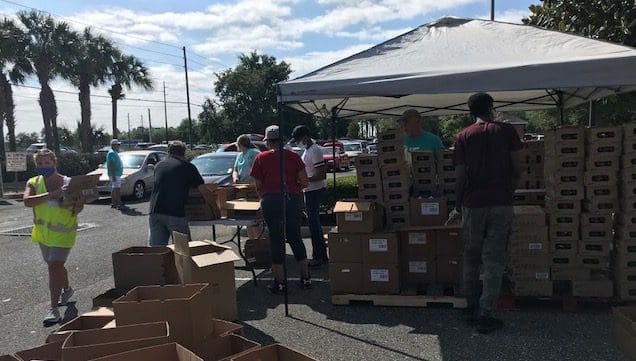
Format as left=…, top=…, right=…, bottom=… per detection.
left=462, top=206, right=513, bottom=317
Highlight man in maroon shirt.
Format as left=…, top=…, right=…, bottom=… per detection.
left=454, top=93, right=522, bottom=334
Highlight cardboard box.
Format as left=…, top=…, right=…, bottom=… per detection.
left=509, top=231, right=548, bottom=255
left=548, top=214, right=578, bottom=228
left=587, top=126, right=623, bottom=143
left=224, top=200, right=261, bottom=219
left=194, top=334, right=260, bottom=361
left=383, top=177, right=410, bottom=191
left=438, top=172, right=457, bottom=186
left=113, top=284, right=212, bottom=349
left=549, top=226, right=579, bottom=242
left=572, top=281, right=613, bottom=298
left=587, top=198, right=619, bottom=213
left=622, top=183, right=636, bottom=198
left=378, top=141, right=404, bottom=155
left=355, top=154, right=379, bottom=168
left=60, top=322, right=170, bottom=361
left=358, top=181, right=383, bottom=202
left=578, top=241, right=611, bottom=257
left=551, top=254, right=576, bottom=267
left=412, top=177, right=437, bottom=197
left=616, top=252, right=636, bottom=273
left=361, top=233, right=399, bottom=265
left=546, top=170, right=583, bottom=185
left=617, top=282, right=636, bottom=301
left=623, top=154, right=636, bottom=169
left=545, top=199, right=582, bottom=214
left=580, top=225, right=613, bottom=243
left=0, top=356, right=19, bottom=361
left=624, top=139, right=636, bottom=154
left=584, top=170, right=617, bottom=186
left=585, top=155, right=620, bottom=170
left=358, top=191, right=383, bottom=202
left=616, top=241, right=636, bottom=256
left=363, top=264, right=400, bottom=294
left=329, top=263, right=363, bottom=294
left=587, top=142, right=622, bottom=157
left=580, top=213, right=613, bottom=228
left=112, top=247, right=178, bottom=291
left=185, top=204, right=220, bottom=221
left=551, top=266, right=590, bottom=281
left=577, top=256, right=610, bottom=269
left=356, top=166, right=382, bottom=182
left=512, top=280, right=553, bottom=297
left=546, top=127, right=585, bottom=143
left=551, top=241, right=577, bottom=256
left=47, top=315, right=116, bottom=343
left=400, top=230, right=436, bottom=259
left=327, top=232, right=362, bottom=263
left=62, top=174, right=101, bottom=206
left=624, top=123, right=636, bottom=139
left=333, top=200, right=383, bottom=233
left=412, top=164, right=436, bottom=177
left=243, top=238, right=271, bottom=266
left=622, top=198, right=636, bottom=213
left=437, top=150, right=454, bottom=165
left=409, top=197, right=447, bottom=227
left=545, top=143, right=584, bottom=158
left=545, top=184, right=584, bottom=200
left=89, top=343, right=203, bottom=361
left=381, top=165, right=410, bottom=181
left=514, top=189, right=546, bottom=206
left=231, top=344, right=318, bottom=361
left=436, top=227, right=462, bottom=258
left=378, top=152, right=405, bottom=167
left=383, top=188, right=410, bottom=204
left=411, top=151, right=436, bottom=165
left=436, top=257, right=462, bottom=284
left=15, top=341, right=65, bottom=361
left=617, top=227, right=636, bottom=242
left=93, top=288, right=126, bottom=309
left=205, top=319, right=243, bottom=338
left=386, top=203, right=410, bottom=230
left=613, top=307, right=636, bottom=360
left=544, top=158, right=584, bottom=172
left=377, top=129, right=402, bottom=143
left=170, top=234, right=240, bottom=321
left=508, top=255, right=551, bottom=280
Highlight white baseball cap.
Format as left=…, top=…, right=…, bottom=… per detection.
left=111, top=139, right=122, bottom=146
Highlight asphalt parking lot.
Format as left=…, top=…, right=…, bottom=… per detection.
left=0, top=198, right=627, bottom=360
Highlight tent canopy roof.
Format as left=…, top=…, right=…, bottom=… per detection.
left=278, top=17, right=636, bottom=119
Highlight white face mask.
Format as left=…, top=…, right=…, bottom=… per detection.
left=298, top=142, right=307, bottom=150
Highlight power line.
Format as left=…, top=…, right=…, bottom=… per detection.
left=12, top=94, right=171, bottom=108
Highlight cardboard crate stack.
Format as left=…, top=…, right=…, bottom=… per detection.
left=355, top=153, right=383, bottom=202
left=411, top=151, right=437, bottom=198
left=377, top=129, right=411, bottom=230
left=617, top=124, right=636, bottom=301
left=514, top=140, right=546, bottom=206
left=507, top=206, right=552, bottom=296
left=437, top=150, right=457, bottom=209
left=3, top=236, right=318, bottom=361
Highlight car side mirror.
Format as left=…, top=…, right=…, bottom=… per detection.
left=147, top=164, right=155, bottom=170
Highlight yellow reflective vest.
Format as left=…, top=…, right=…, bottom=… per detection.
left=28, top=175, right=77, bottom=248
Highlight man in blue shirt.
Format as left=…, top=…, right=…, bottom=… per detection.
left=401, top=109, right=444, bottom=152
left=106, top=139, right=124, bottom=209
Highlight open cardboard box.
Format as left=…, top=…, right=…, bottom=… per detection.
left=0, top=356, right=20, bottom=361
left=60, top=321, right=170, bottom=361
left=170, top=233, right=241, bottom=321
left=224, top=200, right=262, bottom=219
left=90, top=343, right=202, bottom=361
left=194, top=334, right=260, bottom=361
left=112, top=246, right=178, bottom=291
left=62, top=174, right=100, bottom=206
left=15, top=340, right=65, bottom=361
left=333, top=200, right=383, bottom=233
left=231, top=344, right=318, bottom=361
left=46, top=314, right=115, bottom=343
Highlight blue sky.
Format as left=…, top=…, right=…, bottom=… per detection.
left=0, top=0, right=537, bottom=134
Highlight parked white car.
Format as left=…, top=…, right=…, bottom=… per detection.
left=341, top=141, right=367, bottom=166
left=88, top=150, right=167, bottom=200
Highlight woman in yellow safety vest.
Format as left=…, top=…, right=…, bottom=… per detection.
left=23, top=149, right=84, bottom=325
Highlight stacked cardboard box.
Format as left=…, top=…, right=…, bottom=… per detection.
left=514, top=140, right=546, bottom=206
left=436, top=150, right=457, bottom=208
left=613, top=306, right=636, bottom=360
left=356, top=154, right=382, bottom=202
left=411, top=151, right=437, bottom=198
left=377, top=129, right=411, bottom=229
left=617, top=124, right=636, bottom=301
left=544, top=127, right=586, bottom=292
left=507, top=206, right=552, bottom=296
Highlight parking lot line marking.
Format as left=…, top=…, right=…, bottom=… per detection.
left=235, top=277, right=328, bottom=282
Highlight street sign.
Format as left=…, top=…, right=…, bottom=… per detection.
left=6, top=152, right=27, bottom=172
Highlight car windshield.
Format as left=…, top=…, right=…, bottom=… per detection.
left=119, top=154, right=146, bottom=169
left=343, top=143, right=361, bottom=152
left=321, top=147, right=338, bottom=155
left=192, top=156, right=236, bottom=176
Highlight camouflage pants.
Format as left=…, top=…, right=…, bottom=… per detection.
left=462, top=206, right=513, bottom=316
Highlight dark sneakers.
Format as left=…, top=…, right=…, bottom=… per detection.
left=267, top=281, right=286, bottom=295
left=476, top=316, right=504, bottom=334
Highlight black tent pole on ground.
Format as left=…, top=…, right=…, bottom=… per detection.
left=331, top=107, right=337, bottom=189
left=276, top=85, right=290, bottom=316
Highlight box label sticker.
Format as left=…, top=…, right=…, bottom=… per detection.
left=528, top=243, right=543, bottom=250
left=421, top=203, right=440, bottom=216
left=409, top=261, right=427, bottom=273
left=345, top=212, right=363, bottom=222
left=341, top=269, right=351, bottom=273
left=408, top=233, right=427, bottom=245
left=369, top=239, right=388, bottom=252
left=370, top=269, right=389, bottom=282
left=535, top=272, right=550, bottom=280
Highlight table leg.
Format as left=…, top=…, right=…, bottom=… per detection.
left=236, top=226, right=258, bottom=286
left=212, top=225, right=217, bottom=243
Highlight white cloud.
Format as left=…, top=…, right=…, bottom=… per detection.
left=475, top=9, right=531, bottom=24
left=284, top=44, right=373, bottom=78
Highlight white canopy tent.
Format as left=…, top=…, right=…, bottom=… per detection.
left=278, top=17, right=636, bottom=119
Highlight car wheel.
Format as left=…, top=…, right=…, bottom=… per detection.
left=133, top=181, right=146, bottom=201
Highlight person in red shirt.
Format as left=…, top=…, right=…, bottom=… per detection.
left=453, top=93, right=522, bottom=334
left=250, top=125, right=311, bottom=294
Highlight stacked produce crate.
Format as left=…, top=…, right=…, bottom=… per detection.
left=411, top=151, right=437, bottom=198
left=437, top=150, right=457, bottom=209
left=617, top=124, right=636, bottom=301
left=507, top=206, right=552, bottom=296
left=542, top=128, right=584, bottom=296
left=377, top=129, right=411, bottom=229
left=514, top=140, right=546, bottom=206
left=356, top=154, right=383, bottom=202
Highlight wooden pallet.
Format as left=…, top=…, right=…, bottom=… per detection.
left=497, top=294, right=617, bottom=312
left=331, top=294, right=467, bottom=308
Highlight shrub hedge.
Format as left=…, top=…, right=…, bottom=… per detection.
left=322, top=175, right=358, bottom=212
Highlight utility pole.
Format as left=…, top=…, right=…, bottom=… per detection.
left=148, top=108, right=153, bottom=143
left=163, top=81, right=169, bottom=143
left=127, top=113, right=131, bottom=149
left=491, top=0, right=495, bottom=21
left=141, top=115, right=145, bottom=142
left=183, top=46, right=193, bottom=149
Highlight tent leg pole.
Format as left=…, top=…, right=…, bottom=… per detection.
left=277, top=92, right=290, bottom=317
left=331, top=108, right=337, bottom=190
left=557, top=91, right=565, bottom=126
left=588, top=101, right=595, bottom=127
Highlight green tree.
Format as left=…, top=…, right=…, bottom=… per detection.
left=57, top=125, right=77, bottom=147
left=108, top=53, right=153, bottom=139
left=0, top=18, right=33, bottom=155
left=65, top=28, right=118, bottom=153
left=197, top=99, right=232, bottom=144
left=15, top=132, right=39, bottom=149
left=347, top=121, right=360, bottom=138
left=437, top=115, right=473, bottom=145
left=214, top=52, right=291, bottom=135
left=17, top=10, right=78, bottom=152
left=375, top=118, right=400, bottom=133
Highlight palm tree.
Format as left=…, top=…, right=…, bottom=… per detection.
left=17, top=10, right=77, bottom=153
left=65, top=28, right=117, bottom=153
left=0, top=18, right=33, bottom=155
left=108, top=53, right=153, bottom=139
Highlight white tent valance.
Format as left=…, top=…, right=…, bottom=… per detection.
left=278, top=17, right=636, bottom=119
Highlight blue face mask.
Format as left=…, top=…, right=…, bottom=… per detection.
left=36, top=167, right=56, bottom=178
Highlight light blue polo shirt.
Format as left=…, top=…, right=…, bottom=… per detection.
left=234, top=148, right=260, bottom=182
left=404, top=132, right=444, bottom=152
